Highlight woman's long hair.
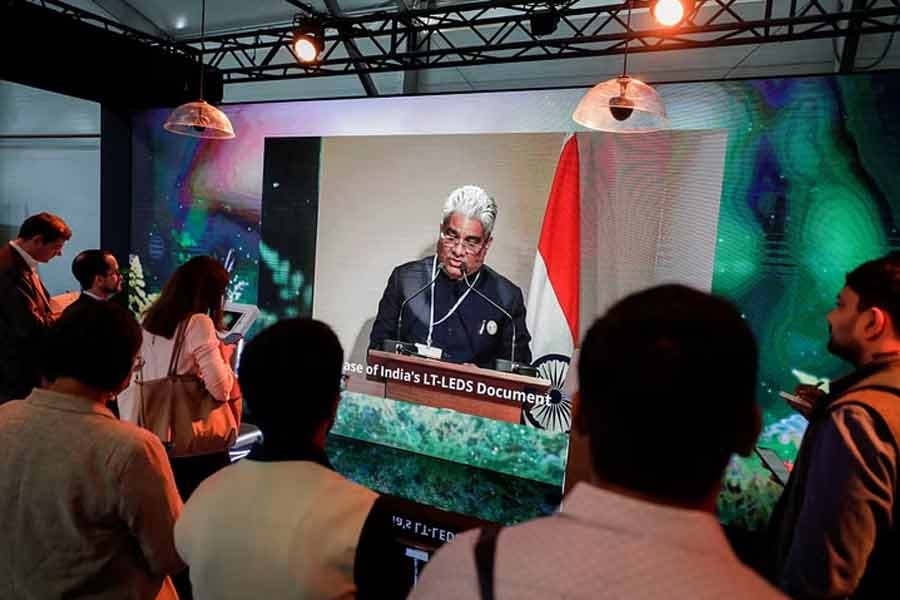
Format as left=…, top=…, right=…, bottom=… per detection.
left=143, top=256, right=229, bottom=339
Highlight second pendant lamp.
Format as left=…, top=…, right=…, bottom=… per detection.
left=163, top=0, right=235, bottom=140
left=572, top=1, right=668, bottom=133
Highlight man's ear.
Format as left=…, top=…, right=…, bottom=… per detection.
left=564, top=390, right=595, bottom=493
left=326, top=390, right=343, bottom=429
left=735, top=403, right=762, bottom=457
left=864, top=307, right=889, bottom=340
left=482, top=236, right=493, bottom=254
left=572, top=390, right=589, bottom=435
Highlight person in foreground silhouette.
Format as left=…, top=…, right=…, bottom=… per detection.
left=410, top=285, right=786, bottom=599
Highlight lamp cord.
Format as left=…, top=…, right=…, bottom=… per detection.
left=199, top=0, right=206, bottom=100
left=622, top=0, right=632, bottom=77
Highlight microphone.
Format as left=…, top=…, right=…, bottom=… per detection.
left=461, top=265, right=518, bottom=367
left=396, top=262, right=443, bottom=344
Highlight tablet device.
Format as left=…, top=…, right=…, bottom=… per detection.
left=755, top=447, right=791, bottom=486
left=220, top=302, right=259, bottom=371
left=221, top=302, right=259, bottom=337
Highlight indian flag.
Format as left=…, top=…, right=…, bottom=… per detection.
left=524, top=130, right=728, bottom=432
left=524, top=135, right=580, bottom=432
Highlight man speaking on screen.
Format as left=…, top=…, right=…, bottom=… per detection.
left=369, top=185, right=532, bottom=370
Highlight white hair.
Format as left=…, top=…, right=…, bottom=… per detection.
left=441, top=185, right=498, bottom=238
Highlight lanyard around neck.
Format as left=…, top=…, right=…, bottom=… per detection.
left=426, top=255, right=480, bottom=347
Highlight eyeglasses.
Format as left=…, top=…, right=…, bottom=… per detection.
left=440, top=230, right=486, bottom=254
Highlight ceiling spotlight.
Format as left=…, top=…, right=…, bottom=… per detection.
left=291, top=23, right=324, bottom=63
left=530, top=10, right=560, bottom=37
left=652, top=0, right=689, bottom=27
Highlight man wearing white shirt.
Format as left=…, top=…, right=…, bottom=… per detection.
left=410, top=285, right=786, bottom=600
left=175, top=318, right=380, bottom=599
left=0, top=212, right=71, bottom=404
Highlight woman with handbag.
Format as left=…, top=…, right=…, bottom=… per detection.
left=119, top=255, right=241, bottom=502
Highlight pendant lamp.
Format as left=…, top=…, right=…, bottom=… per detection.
left=164, top=0, right=235, bottom=139
left=572, top=1, right=668, bottom=133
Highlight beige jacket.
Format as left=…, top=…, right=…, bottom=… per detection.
left=0, top=388, right=184, bottom=599
left=176, top=458, right=378, bottom=600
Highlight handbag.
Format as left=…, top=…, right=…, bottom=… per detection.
left=136, top=319, right=241, bottom=457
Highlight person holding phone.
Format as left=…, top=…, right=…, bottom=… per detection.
left=119, top=256, right=241, bottom=501
left=755, top=447, right=791, bottom=486
left=118, top=256, right=242, bottom=600
left=768, top=253, right=900, bottom=600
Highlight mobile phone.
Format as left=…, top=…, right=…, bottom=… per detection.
left=779, top=390, right=813, bottom=416
left=755, top=447, right=791, bottom=486
left=222, top=332, right=243, bottom=345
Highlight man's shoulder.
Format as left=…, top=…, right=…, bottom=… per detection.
left=93, top=417, right=171, bottom=462
left=411, top=526, right=482, bottom=586
left=826, top=396, right=900, bottom=450
left=2, top=397, right=168, bottom=466
left=63, top=294, right=96, bottom=313
left=192, top=458, right=373, bottom=497
left=108, top=416, right=164, bottom=441
left=386, top=257, right=434, bottom=289
left=288, top=460, right=379, bottom=500
left=0, top=244, right=23, bottom=277
left=831, top=369, right=900, bottom=425
left=420, top=516, right=787, bottom=600
left=424, top=518, right=555, bottom=572
left=393, top=256, right=433, bottom=275
left=0, top=397, right=27, bottom=418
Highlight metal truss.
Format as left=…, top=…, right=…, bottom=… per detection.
left=16, top=0, right=196, bottom=58
left=17, top=0, right=900, bottom=82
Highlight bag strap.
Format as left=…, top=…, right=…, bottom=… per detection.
left=842, top=384, right=900, bottom=398
left=167, top=319, right=190, bottom=377
left=474, top=525, right=502, bottom=600
left=135, top=355, right=146, bottom=425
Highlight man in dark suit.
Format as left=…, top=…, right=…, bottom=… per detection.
left=369, top=185, right=532, bottom=369
left=0, top=213, right=72, bottom=404
left=65, top=250, right=123, bottom=313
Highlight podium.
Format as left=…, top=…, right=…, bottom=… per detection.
left=365, top=349, right=551, bottom=423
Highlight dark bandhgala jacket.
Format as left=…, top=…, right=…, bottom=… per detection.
left=369, top=256, right=532, bottom=369
left=0, top=243, right=52, bottom=403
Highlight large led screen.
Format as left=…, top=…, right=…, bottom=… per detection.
left=132, top=71, right=900, bottom=527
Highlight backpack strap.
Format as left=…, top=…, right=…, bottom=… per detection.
left=829, top=384, right=900, bottom=414
left=474, top=525, right=502, bottom=600
left=828, top=384, right=900, bottom=452
left=841, top=384, right=900, bottom=397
